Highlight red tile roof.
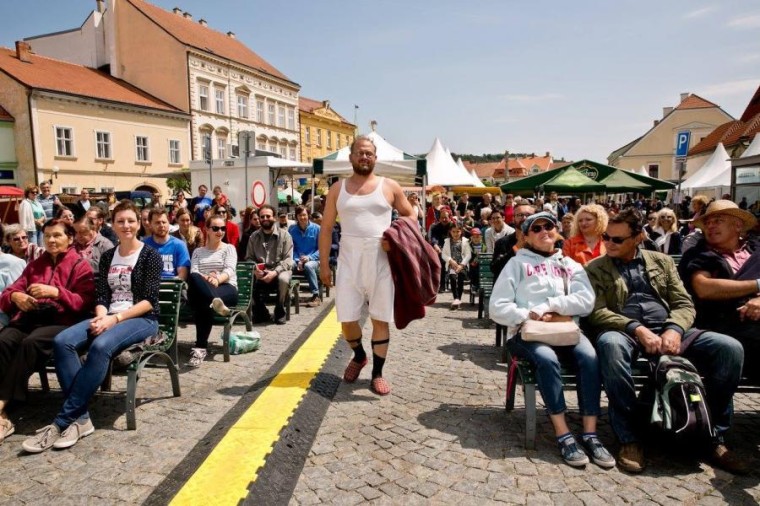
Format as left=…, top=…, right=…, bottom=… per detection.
left=0, top=105, right=13, bottom=121
left=465, top=155, right=556, bottom=179
left=740, top=85, right=760, bottom=122
left=128, top=0, right=292, bottom=84
left=676, top=94, right=719, bottom=110
left=0, top=47, right=182, bottom=113
left=689, top=117, right=760, bottom=155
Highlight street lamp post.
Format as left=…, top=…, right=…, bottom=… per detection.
left=239, top=130, right=254, bottom=207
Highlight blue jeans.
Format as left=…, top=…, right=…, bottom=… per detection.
left=295, top=260, right=320, bottom=296
left=52, top=317, right=158, bottom=430
left=507, top=333, right=601, bottom=416
left=596, top=329, right=743, bottom=444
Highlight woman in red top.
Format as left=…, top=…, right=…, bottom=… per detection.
left=561, top=204, right=608, bottom=266
left=212, top=204, right=239, bottom=249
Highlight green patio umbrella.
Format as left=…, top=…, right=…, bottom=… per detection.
left=502, top=167, right=605, bottom=193
left=598, top=170, right=652, bottom=193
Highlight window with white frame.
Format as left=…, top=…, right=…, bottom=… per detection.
left=217, top=136, right=227, bottom=159
left=215, top=88, right=225, bottom=114
left=327, top=131, right=332, bottom=150
left=648, top=164, right=659, bottom=179
left=198, top=83, right=209, bottom=111
left=278, top=106, right=285, bottom=127
left=337, top=135, right=341, bottom=149
left=268, top=103, right=275, bottom=125
left=256, top=99, right=264, bottom=122
left=305, top=127, right=311, bottom=145
left=279, top=145, right=286, bottom=157
left=169, top=139, right=181, bottom=164
left=288, top=108, right=295, bottom=130
left=136, top=136, right=150, bottom=162
left=269, top=141, right=277, bottom=153
left=202, top=132, right=212, bottom=161
left=95, top=131, right=111, bottom=159
left=289, top=147, right=296, bottom=160
left=316, top=128, right=322, bottom=147
left=61, top=186, right=78, bottom=195
left=100, top=186, right=114, bottom=193
left=257, top=141, right=266, bottom=151
left=237, top=95, right=248, bottom=118
left=55, top=126, right=74, bottom=156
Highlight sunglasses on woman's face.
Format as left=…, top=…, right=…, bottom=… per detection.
left=210, top=225, right=227, bottom=232
left=602, top=233, right=633, bottom=244
left=529, top=222, right=555, bottom=234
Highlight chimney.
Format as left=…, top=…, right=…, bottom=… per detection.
left=15, top=41, right=32, bottom=63
left=653, top=119, right=660, bottom=127
left=227, top=31, right=236, bottom=39
left=183, top=11, right=192, bottom=20
left=199, top=19, right=207, bottom=26
left=663, top=106, right=674, bottom=117
left=323, top=100, right=330, bottom=108
left=545, top=151, right=551, bottom=158
left=96, top=0, right=105, bottom=13
left=173, top=7, right=182, bottom=15
left=680, top=92, right=690, bottom=102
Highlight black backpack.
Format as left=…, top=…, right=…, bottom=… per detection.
left=650, top=355, right=713, bottom=441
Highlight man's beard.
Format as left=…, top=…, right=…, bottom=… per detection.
left=261, top=221, right=274, bottom=231
left=352, top=164, right=374, bottom=176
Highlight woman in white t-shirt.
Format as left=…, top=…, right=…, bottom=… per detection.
left=23, top=200, right=163, bottom=454
left=186, top=213, right=238, bottom=367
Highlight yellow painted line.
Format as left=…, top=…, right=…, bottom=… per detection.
left=170, top=308, right=342, bottom=505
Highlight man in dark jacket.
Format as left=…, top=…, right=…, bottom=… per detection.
left=679, top=200, right=760, bottom=376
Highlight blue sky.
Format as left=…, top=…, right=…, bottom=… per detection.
left=2, top=1, right=759, bottom=162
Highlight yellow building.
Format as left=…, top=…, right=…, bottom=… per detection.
left=0, top=42, right=190, bottom=195
left=299, top=97, right=355, bottom=163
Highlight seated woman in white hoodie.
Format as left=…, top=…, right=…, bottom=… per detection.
left=489, top=212, right=614, bottom=469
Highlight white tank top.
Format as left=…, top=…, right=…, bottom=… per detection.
left=337, top=177, right=392, bottom=239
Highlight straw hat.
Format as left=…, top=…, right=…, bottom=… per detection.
left=693, top=200, right=757, bottom=232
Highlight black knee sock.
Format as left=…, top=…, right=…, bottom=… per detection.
left=346, top=336, right=366, bottom=363
left=371, top=339, right=389, bottom=379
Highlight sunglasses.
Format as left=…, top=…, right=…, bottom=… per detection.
left=210, top=226, right=227, bottom=232
left=12, top=236, right=28, bottom=242
left=602, top=233, right=633, bottom=244
left=529, top=222, right=556, bottom=234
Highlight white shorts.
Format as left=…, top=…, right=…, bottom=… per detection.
left=335, top=236, right=394, bottom=323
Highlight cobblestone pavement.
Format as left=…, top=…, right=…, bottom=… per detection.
left=2, top=286, right=760, bottom=505
left=0, top=291, right=330, bottom=505
left=290, top=290, right=760, bottom=506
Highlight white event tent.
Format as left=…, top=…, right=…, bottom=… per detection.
left=458, top=158, right=485, bottom=187
left=425, top=138, right=477, bottom=186
left=312, top=130, right=425, bottom=185
left=681, top=142, right=731, bottom=196
left=742, top=133, right=760, bottom=158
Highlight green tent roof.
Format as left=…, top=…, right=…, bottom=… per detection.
left=500, top=159, right=674, bottom=194
left=598, top=170, right=652, bottom=193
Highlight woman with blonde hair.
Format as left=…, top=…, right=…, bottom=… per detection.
left=171, top=207, right=204, bottom=257
left=561, top=204, right=608, bottom=266
left=653, top=208, right=681, bottom=255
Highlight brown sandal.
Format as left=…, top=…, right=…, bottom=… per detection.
left=370, top=377, right=391, bottom=396
left=343, top=357, right=368, bottom=383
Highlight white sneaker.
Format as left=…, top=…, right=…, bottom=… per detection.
left=210, top=298, right=231, bottom=316
left=53, top=418, right=95, bottom=449
left=451, top=299, right=461, bottom=310
left=187, top=348, right=207, bottom=367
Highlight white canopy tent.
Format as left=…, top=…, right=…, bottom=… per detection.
left=313, top=130, right=425, bottom=185
left=681, top=142, right=731, bottom=196
left=458, top=158, right=485, bottom=187
left=425, top=138, right=477, bottom=186
left=742, top=133, right=760, bottom=158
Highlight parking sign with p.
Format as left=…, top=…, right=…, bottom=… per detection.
left=676, top=131, right=691, bottom=158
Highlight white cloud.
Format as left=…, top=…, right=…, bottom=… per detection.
left=726, top=14, right=760, bottom=29
left=734, top=53, right=760, bottom=64
left=500, top=93, right=563, bottom=103
left=696, top=78, right=760, bottom=98
left=684, top=7, right=715, bottom=19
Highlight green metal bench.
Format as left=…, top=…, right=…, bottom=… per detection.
left=476, top=253, right=494, bottom=319
left=38, top=278, right=184, bottom=430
